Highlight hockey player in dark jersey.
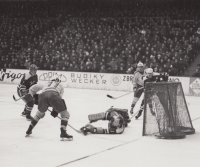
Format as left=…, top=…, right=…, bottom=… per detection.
left=129, top=62, right=145, bottom=115
left=17, top=64, right=38, bottom=121
left=135, top=68, right=169, bottom=119
left=80, top=107, right=131, bottom=135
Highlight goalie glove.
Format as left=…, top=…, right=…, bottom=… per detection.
left=51, top=109, right=58, bottom=118
left=82, top=124, right=97, bottom=134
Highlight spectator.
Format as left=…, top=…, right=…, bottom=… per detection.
left=192, top=69, right=200, bottom=77
left=99, top=65, right=107, bottom=73
left=118, top=66, right=126, bottom=74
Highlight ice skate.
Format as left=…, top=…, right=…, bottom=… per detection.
left=129, top=108, right=134, bottom=115
left=25, top=125, right=33, bottom=137
left=26, top=114, right=33, bottom=121
left=135, top=110, right=143, bottom=120
left=60, top=128, right=73, bottom=141
left=21, top=111, right=26, bottom=117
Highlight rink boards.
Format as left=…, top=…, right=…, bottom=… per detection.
left=1, top=68, right=199, bottom=96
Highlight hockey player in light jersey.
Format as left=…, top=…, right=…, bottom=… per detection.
left=80, top=107, right=131, bottom=135
left=17, top=64, right=38, bottom=121
left=129, top=62, right=145, bottom=115
left=25, top=76, right=73, bottom=140
left=135, top=68, right=169, bottom=119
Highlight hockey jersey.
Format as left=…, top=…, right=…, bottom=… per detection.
left=144, top=72, right=169, bottom=85
left=19, top=73, right=38, bottom=90
left=132, top=71, right=144, bottom=89
left=29, top=81, right=64, bottom=98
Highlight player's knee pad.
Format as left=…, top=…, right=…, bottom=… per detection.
left=34, top=110, right=45, bottom=121
left=60, top=110, right=70, bottom=121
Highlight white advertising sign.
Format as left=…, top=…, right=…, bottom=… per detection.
left=0, top=69, right=191, bottom=95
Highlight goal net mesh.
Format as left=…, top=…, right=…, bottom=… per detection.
left=142, top=82, right=195, bottom=139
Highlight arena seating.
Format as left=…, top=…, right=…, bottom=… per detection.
left=0, top=0, right=200, bottom=76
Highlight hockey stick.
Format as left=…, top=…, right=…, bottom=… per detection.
left=47, top=109, right=82, bottom=134
left=130, top=92, right=145, bottom=120
left=13, top=94, right=27, bottom=102
left=130, top=109, right=140, bottom=120
left=107, top=91, right=133, bottom=100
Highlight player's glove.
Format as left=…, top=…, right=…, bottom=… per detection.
left=85, top=124, right=97, bottom=134
left=18, top=85, right=28, bottom=95
left=51, top=109, right=58, bottom=118
left=133, top=86, right=137, bottom=92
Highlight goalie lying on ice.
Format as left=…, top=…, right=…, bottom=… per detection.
left=80, top=107, right=131, bottom=135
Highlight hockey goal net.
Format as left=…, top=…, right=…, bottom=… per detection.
left=142, top=82, right=195, bottom=139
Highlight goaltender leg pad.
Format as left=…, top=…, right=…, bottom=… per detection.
left=88, top=112, right=105, bottom=123
left=95, top=127, right=105, bottom=134
left=112, top=108, right=129, bottom=119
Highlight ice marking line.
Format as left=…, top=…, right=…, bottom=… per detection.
left=90, top=135, right=127, bottom=142
left=56, top=137, right=141, bottom=167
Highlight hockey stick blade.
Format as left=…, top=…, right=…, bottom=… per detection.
left=107, top=91, right=133, bottom=100
left=107, top=94, right=114, bottom=99
left=13, top=94, right=27, bottom=102
left=13, top=95, right=19, bottom=102
left=68, top=124, right=82, bottom=133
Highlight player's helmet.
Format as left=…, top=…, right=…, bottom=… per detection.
left=137, top=62, right=144, bottom=67
left=29, top=64, right=38, bottom=75
left=146, top=68, right=153, bottom=78
left=137, top=61, right=144, bottom=73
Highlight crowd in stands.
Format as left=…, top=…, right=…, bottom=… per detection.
left=193, top=64, right=200, bottom=77
left=0, top=0, right=200, bottom=76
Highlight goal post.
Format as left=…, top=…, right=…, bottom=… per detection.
left=142, top=82, right=195, bottom=139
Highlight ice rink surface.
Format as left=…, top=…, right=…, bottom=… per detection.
left=0, top=83, right=199, bottom=167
